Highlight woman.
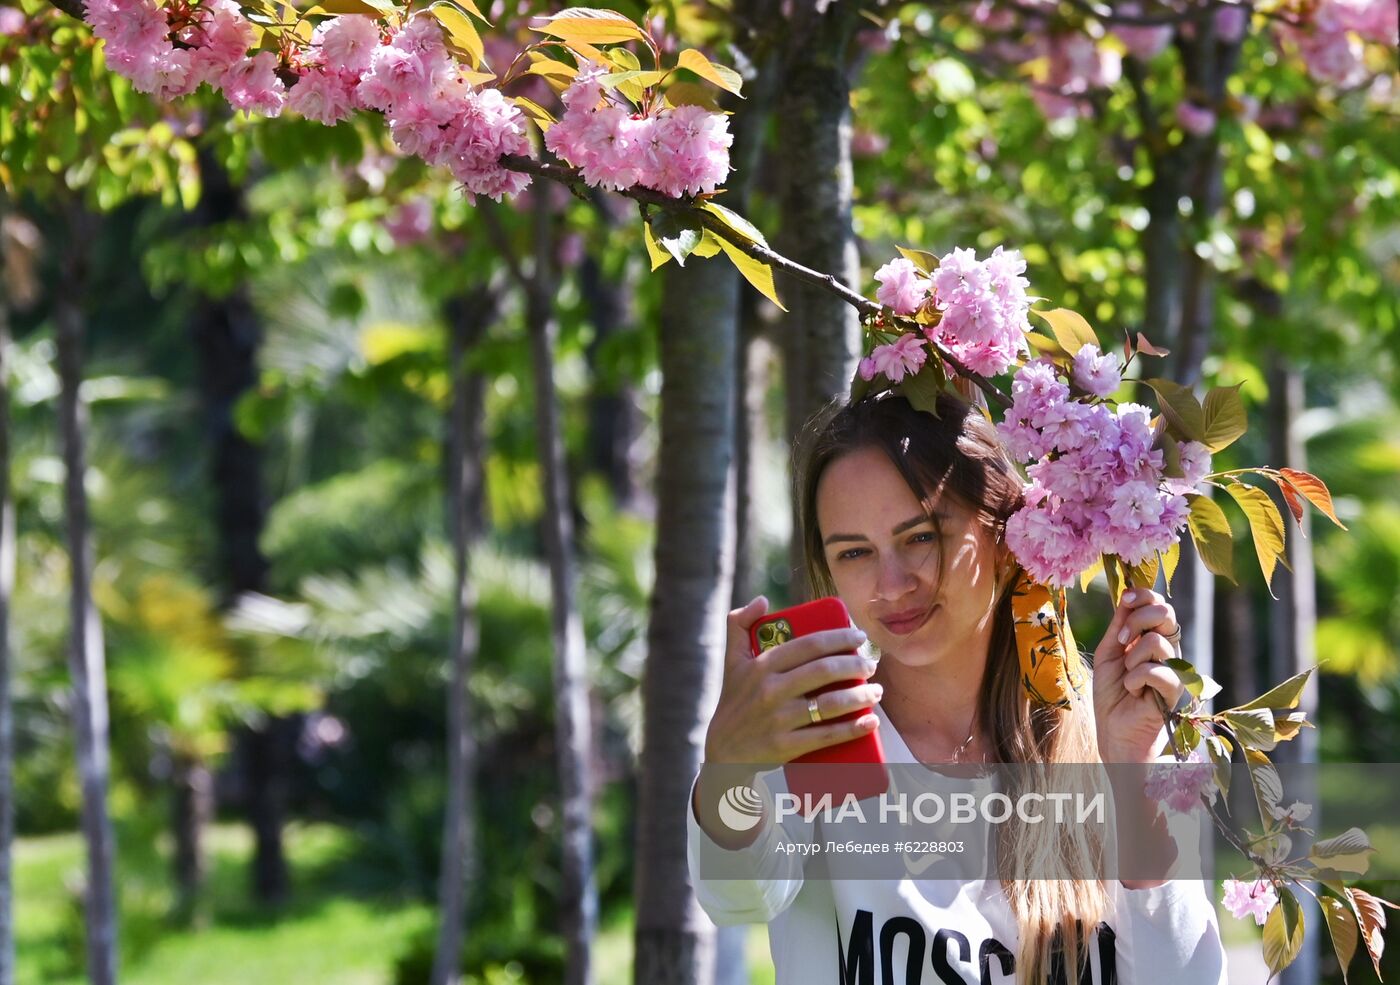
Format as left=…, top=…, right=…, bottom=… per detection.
left=687, top=390, right=1227, bottom=984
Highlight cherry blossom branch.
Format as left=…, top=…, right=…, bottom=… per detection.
left=48, top=0, right=85, bottom=20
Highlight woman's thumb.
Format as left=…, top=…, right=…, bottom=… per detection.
left=725, top=595, right=769, bottom=665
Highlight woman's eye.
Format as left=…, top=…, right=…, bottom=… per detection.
left=836, top=548, right=868, bottom=561
left=910, top=532, right=935, bottom=544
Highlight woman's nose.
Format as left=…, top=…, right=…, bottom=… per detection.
left=873, top=551, right=918, bottom=598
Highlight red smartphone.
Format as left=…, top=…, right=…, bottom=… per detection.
left=749, top=596, right=889, bottom=815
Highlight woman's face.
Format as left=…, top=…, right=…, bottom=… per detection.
left=815, top=445, right=1008, bottom=669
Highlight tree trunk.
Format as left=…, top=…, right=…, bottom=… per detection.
left=633, top=255, right=740, bottom=985
left=191, top=145, right=285, bottom=906
left=525, top=192, right=598, bottom=985
left=430, top=285, right=495, bottom=985
left=56, top=203, right=119, bottom=985
left=579, top=201, right=649, bottom=518
left=0, top=221, right=16, bottom=985
left=170, top=754, right=213, bottom=927
left=1266, top=354, right=1319, bottom=985
left=773, top=1, right=863, bottom=596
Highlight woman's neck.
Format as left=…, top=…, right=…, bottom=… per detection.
left=869, top=643, right=990, bottom=761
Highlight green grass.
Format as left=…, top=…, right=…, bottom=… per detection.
left=15, top=822, right=433, bottom=985
left=15, top=822, right=772, bottom=985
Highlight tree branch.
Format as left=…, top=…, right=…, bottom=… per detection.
left=497, top=155, right=1012, bottom=410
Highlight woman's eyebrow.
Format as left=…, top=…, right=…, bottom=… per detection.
left=823, top=512, right=945, bottom=546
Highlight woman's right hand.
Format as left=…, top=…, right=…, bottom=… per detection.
left=703, top=595, right=884, bottom=766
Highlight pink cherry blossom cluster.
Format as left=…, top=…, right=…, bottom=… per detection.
left=1282, top=0, right=1397, bottom=87
left=84, top=0, right=261, bottom=105
left=1028, top=33, right=1120, bottom=122
left=994, top=348, right=1213, bottom=587
left=353, top=14, right=531, bottom=201
left=81, top=2, right=533, bottom=200
left=543, top=66, right=733, bottom=197
left=1143, top=746, right=1218, bottom=814
left=862, top=246, right=1033, bottom=380
left=1220, top=877, right=1279, bottom=925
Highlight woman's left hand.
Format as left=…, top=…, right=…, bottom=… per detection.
left=1092, top=588, right=1189, bottom=764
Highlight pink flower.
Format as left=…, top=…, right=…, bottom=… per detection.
left=183, top=0, right=253, bottom=87
left=0, top=7, right=25, bottom=35
left=287, top=69, right=357, bottom=125
left=1113, top=3, right=1174, bottom=61
left=220, top=51, right=286, bottom=117
left=1221, top=878, right=1279, bottom=926
left=313, top=15, right=380, bottom=76
left=1145, top=747, right=1218, bottom=815
left=858, top=333, right=928, bottom=384
left=1070, top=343, right=1122, bottom=398
left=384, top=199, right=433, bottom=246
left=873, top=258, right=931, bottom=315
left=1214, top=4, right=1249, bottom=43
left=1176, top=102, right=1217, bottom=137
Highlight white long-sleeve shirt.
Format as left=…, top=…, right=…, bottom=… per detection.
left=686, top=702, right=1228, bottom=984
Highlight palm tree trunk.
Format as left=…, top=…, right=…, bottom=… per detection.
left=430, top=285, right=495, bottom=985
left=190, top=145, right=285, bottom=906
left=526, top=191, right=599, bottom=985
left=1266, top=354, right=1320, bottom=985
left=170, top=754, right=213, bottom=926
left=0, top=215, right=17, bottom=985
left=56, top=202, right=119, bottom=985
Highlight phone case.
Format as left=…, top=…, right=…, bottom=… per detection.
left=749, top=596, right=889, bottom=816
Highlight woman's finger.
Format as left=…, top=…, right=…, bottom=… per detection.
left=782, top=713, right=880, bottom=760
left=782, top=682, right=883, bottom=733
left=1124, top=631, right=1175, bottom=672
left=1116, top=602, right=1176, bottom=645
left=1123, top=662, right=1183, bottom=704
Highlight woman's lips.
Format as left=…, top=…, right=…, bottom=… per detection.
left=879, top=604, right=937, bottom=636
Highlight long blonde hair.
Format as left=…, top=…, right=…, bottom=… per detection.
left=793, top=388, right=1111, bottom=984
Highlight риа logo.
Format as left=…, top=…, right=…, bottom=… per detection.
left=717, top=785, right=764, bottom=831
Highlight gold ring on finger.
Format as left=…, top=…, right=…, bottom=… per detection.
left=808, top=696, right=822, bottom=725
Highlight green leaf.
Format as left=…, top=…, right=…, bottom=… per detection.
left=1159, top=540, right=1180, bottom=596
left=1237, top=668, right=1313, bottom=713
left=1223, top=481, right=1287, bottom=593
left=1143, top=378, right=1207, bottom=443
left=714, top=237, right=785, bottom=311
left=648, top=211, right=704, bottom=266
left=533, top=9, right=647, bottom=45
left=429, top=2, right=484, bottom=67
left=1202, top=382, right=1247, bottom=452
left=1263, top=887, right=1304, bottom=980
left=1029, top=307, right=1098, bottom=356
left=701, top=200, right=767, bottom=246
left=1122, top=553, right=1159, bottom=595
left=895, top=245, right=940, bottom=274
left=1320, top=895, right=1359, bottom=985
left=318, top=0, right=400, bottom=17
left=676, top=48, right=743, bottom=96
left=1186, top=493, right=1235, bottom=584
left=664, top=81, right=721, bottom=110
left=642, top=220, right=671, bottom=271
left=897, top=365, right=946, bottom=418
left=1230, top=710, right=1279, bottom=752
left=1309, top=828, right=1376, bottom=876
left=1242, top=746, right=1282, bottom=833
left=1205, top=733, right=1232, bottom=798
left=1166, top=657, right=1221, bottom=702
